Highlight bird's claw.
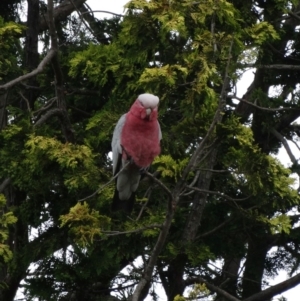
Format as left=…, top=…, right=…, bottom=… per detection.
left=139, top=168, right=147, bottom=174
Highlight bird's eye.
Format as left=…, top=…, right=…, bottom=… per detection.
left=139, top=101, right=144, bottom=107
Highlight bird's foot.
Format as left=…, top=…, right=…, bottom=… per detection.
left=139, top=168, right=147, bottom=174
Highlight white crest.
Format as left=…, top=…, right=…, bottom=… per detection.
left=138, top=93, right=159, bottom=109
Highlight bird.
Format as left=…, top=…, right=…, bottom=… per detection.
left=111, top=93, right=162, bottom=212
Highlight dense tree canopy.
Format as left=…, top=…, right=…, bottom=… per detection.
left=1, top=0, right=300, bottom=300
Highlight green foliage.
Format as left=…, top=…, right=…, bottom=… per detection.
left=0, top=17, right=24, bottom=80
left=23, top=135, right=100, bottom=190
left=0, top=194, right=17, bottom=263
left=138, top=64, right=188, bottom=89
left=153, top=155, right=189, bottom=180
left=219, top=116, right=298, bottom=208
left=173, top=284, right=209, bottom=301
left=60, top=202, right=110, bottom=247
left=244, top=21, right=279, bottom=45
left=257, top=214, right=292, bottom=234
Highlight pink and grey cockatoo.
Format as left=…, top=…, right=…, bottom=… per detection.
left=111, top=93, right=162, bottom=212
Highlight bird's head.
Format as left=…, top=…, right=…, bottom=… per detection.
left=130, top=93, right=159, bottom=120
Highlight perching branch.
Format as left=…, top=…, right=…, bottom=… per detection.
left=144, top=170, right=173, bottom=203
left=131, top=201, right=175, bottom=301
left=136, top=187, right=153, bottom=221
left=77, top=161, right=131, bottom=203
left=132, top=172, right=175, bottom=301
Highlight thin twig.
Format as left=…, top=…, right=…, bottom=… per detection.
left=77, top=161, right=130, bottom=203
left=186, top=186, right=251, bottom=202
left=18, top=91, right=32, bottom=113
left=143, top=170, right=173, bottom=201
left=229, top=95, right=300, bottom=112
left=184, top=276, right=241, bottom=301
left=136, top=187, right=152, bottom=221
left=91, top=10, right=125, bottom=17
left=100, top=223, right=162, bottom=237
left=197, top=217, right=233, bottom=238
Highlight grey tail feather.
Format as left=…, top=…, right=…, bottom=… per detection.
left=111, top=187, right=136, bottom=213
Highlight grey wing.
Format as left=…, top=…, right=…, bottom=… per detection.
left=112, top=114, right=126, bottom=175
left=158, top=121, right=162, bottom=140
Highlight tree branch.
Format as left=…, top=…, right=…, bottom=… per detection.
left=197, top=217, right=233, bottom=238
left=229, top=95, right=300, bottom=112
left=0, top=178, right=11, bottom=193
left=34, top=108, right=64, bottom=127
left=0, top=49, right=56, bottom=91
left=186, top=186, right=251, bottom=202
left=243, top=273, right=300, bottom=301
left=242, top=63, right=300, bottom=70
left=270, top=128, right=298, bottom=164
left=48, top=0, right=75, bottom=142
left=184, top=276, right=241, bottom=301
left=132, top=171, right=175, bottom=301
left=77, top=161, right=131, bottom=203
left=38, top=0, right=87, bottom=33
left=101, top=224, right=162, bottom=237
left=144, top=170, right=173, bottom=203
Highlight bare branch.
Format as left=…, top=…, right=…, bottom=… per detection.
left=186, top=186, right=251, bottom=202
left=132, top=204, right=175, bottom=301
left=198, top=168, right=229, bottom=173
left=18, top=92, right=32, bottom=113
left=77, top=161, right=131, bottom=203
left=34, top=108, right=64, bottom=127
left=92, top=10, right=124, bottom=17
left=33, top=97, right=57, bottom=118
left=0, top=49, right=56, bottom=91
left=0, top=178, right=11, bottom=193
left=288, top=10, right=300, bottom=21
left=243, top=273, right=300, bottom=301
left=101, top=224, right=162, bottom=237
left=136, top=187, right=153, bottom=221
left=132, top=172, right=175, bottom=301
left=197, top=217, right=233, bottom=238
left=144, top=170, right=173, bottom=203
left=184, top=276, right=241, bottom=301
left=38, top=0, right=88, bottom=33
left=71, top=0, right=96, bottom=38
left=270, top=128, right=298, bottom=164
left=229, top=95, right=300, bottom=112
left=48, top=0, right=75, bottom=142
left=242, top=63, right=300, bottom=70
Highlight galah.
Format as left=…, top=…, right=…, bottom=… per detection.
left=111, top=93, right=162, bottom=212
